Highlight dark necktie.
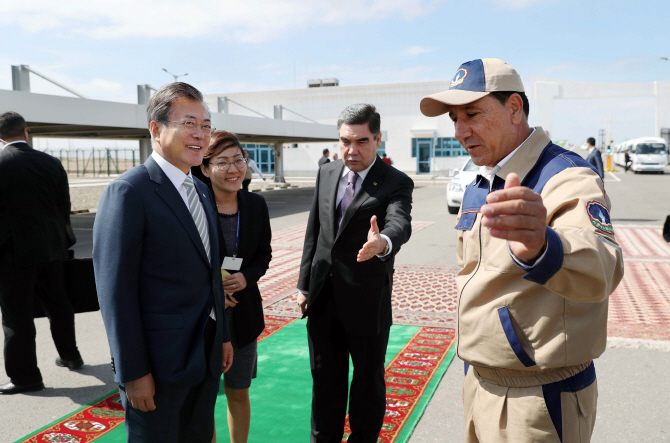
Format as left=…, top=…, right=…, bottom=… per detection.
left=336, top=170, right=359, bottom=229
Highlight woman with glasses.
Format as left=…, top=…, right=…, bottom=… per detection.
left=200, top=130, right=272, bottom=443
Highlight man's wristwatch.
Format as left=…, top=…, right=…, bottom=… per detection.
left=381, top=242, right=390, bottom=256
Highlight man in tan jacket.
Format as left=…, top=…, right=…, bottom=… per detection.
left=420, top=59, right=624, bottom=443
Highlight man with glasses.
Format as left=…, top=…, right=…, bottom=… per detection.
left=94, top=82, right=233, bottom=442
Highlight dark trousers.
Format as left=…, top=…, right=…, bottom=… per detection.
left=307, top=281, right=390, bottom=443
left=242, top=179, right=251, bottom=191
left=0, top=260, right=80, bottom=385
left=120, top=317, right=219, bottom=443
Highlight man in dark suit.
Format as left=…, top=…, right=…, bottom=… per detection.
left=93, top=83, right=233, bottom=442
left=586, top=137, right=604, bottom=178
left=297, top=104, right=413, bottom=443
left=318, top=148, right=331, bottom=167
left=0, top=112, right=83, bottom=394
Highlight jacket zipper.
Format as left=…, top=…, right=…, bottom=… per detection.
left=456, top=212, right=484, bottom=360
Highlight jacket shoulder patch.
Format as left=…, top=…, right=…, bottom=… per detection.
left=586, top=201, right=614, bottom=235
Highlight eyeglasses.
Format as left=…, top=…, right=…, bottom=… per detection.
left=166, top=121, right=215, bottom=135
left=213, top=158, right=246, bottom=171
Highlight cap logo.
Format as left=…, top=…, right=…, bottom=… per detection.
left=450, top=69, right=468, bottom=88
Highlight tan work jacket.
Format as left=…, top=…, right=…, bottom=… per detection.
left=455, top=127, right=624, bottom=383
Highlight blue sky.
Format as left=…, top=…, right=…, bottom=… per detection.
left=1, top=0, right=669, bottom=145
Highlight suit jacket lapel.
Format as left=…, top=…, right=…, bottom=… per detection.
left=335, top=158, right=386, bottom=242
left=146, top=157, right=211, bottom=267
left=329, top=162, right=345, bottom=238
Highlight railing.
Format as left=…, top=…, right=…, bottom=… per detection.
left=42, top=148, right=139, bottom=177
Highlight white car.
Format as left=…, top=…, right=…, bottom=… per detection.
left=447, top=158, right=479, bottom=214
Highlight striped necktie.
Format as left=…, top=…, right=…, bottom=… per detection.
left=183, top=176, right=211, bottom=263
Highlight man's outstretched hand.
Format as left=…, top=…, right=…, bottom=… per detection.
left=357, top=215, right=387, bottom=262
left=481, top=172, right=547, bottom=263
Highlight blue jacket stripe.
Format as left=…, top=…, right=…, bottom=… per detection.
left=520, top=227, right=564, bottom=285
left=497, top=306, right=536, bottom=367
left=541, top=361, right=596, bottom=443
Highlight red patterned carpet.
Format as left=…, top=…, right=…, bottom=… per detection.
left=261, top=222, right=456, bottom=328
left=607, top=226, right=670, bottom=341
left=264, top=223, right=670, bottom=341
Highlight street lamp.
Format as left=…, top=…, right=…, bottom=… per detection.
left=162, top=68, right=188, bottom=82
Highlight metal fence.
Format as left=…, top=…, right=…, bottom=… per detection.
left=42, top=148, right=140, bottom=177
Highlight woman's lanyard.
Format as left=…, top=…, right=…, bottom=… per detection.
left=232, top=211, right=240, bottom=258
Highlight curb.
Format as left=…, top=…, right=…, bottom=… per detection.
left=607, top=336, right=670, bottom=352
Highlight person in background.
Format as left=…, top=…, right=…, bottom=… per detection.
left=586, top=137, right=604, bottom=178
left=420, top=58, right=623, bottom=443
left=200, top=131, right=272, bottom=443
left=332, top=153, right=339, bottom=161
left=381, top=152, right=391, bottom=165
left=0, top=111, right=83, bottom=395
left=318, top=148, right=331, bottom=167
left=242, top=149, right=265, bottom=191
left=624, top=149, right=631, bottom=173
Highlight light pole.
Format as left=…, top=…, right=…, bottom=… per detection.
left=162, top=68, right=188, bottom=82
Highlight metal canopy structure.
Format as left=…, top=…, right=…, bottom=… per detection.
left=1, top=84, right=338, bottom=182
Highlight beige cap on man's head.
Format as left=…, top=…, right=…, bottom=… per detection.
left=420, top=58, right=524, bottom=117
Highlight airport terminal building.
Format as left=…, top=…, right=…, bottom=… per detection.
left=207, top=80, right=472, bottom=178
left=208, top=76, right=670, bottom=178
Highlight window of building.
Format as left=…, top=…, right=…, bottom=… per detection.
left=411, top=137, right=466, bottom=158
left=242, top=143, right=275, bottom=173
left=435, top=137, right=466, bottom=157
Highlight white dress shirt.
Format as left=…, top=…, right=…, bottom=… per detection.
left=151, top=151, right=215, bottom=319
left=247, top=158, right=265, bottom=179
left=1, top=140, right=28, bottom=149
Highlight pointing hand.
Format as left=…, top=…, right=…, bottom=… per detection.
left=357, top=215, right=387, bottom=262
left=481, top=172, right=547, bottom=263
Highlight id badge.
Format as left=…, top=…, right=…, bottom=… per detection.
left=222, top=256, right=243, bottom=271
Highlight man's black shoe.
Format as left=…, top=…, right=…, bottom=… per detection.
left=0, top=381, right=45, bottom=394
left=55, top=357, right=84, bottom=370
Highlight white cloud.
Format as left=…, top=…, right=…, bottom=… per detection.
left=0, top=0, right=443, bottom=43
left=403, top=46, right=434, bottom=56
left=488, top=0, right=549, bottom=9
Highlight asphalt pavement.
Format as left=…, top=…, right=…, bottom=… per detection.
left=1, top=170, right=669, bottom=442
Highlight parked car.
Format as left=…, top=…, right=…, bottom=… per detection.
left=446, top=158, right=478, bottom=214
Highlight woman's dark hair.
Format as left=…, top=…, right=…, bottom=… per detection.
left=202, top=130, right=244, bottom=167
